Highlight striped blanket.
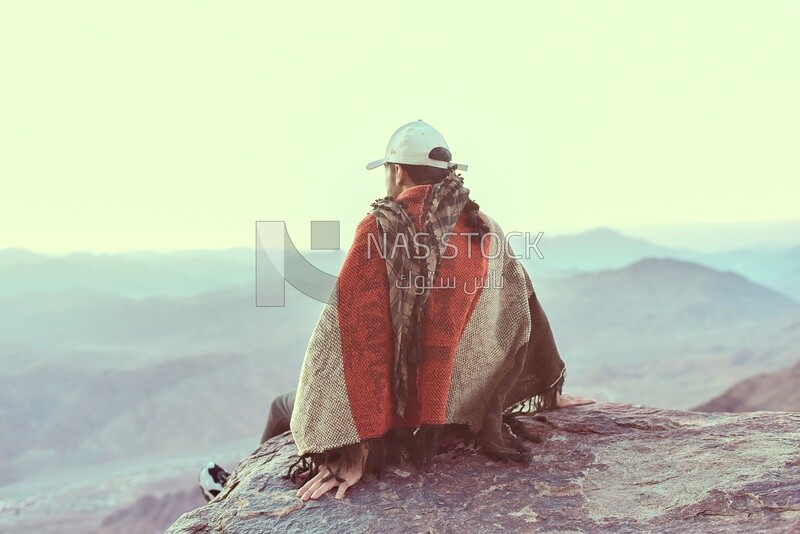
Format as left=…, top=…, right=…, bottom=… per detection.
left=288, top=172, right=566, bottom=482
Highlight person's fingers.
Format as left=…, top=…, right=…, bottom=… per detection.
left=309, top=478, right=339, bottom=500
left=296, top=470, right=325, bottom=497
left=297, top=469, right=310, bottom=480
left=295, top=474, right=316, bottom=496
left=299, top=480, right=323, bottom=501
left=335, top=481, right=351, bottom=500
left=299, top=470, right=338, bottom=501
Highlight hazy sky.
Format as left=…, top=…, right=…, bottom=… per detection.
left=1, top=1, right=797, bottom=253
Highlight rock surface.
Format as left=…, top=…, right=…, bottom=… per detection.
left=695, top=359, right=800, bottom=413
left=166, top=403, right=800, bottom=533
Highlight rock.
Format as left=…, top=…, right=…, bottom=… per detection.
left=694, top=359, right=800, bottom=413
left=166, top=403, right=800, bottom=533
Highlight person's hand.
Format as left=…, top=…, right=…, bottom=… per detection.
left=556, top=392, right=596, bottom=408
left=295, top=445, right=367, bottom=501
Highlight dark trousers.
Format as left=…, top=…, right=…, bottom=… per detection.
left=260, top=390, right=296, bottom=444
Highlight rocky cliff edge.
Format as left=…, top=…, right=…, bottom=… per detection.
left=166, top=403, right=800, bottom=533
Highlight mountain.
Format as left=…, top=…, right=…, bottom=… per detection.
left=2, top=231, right=797, bottom=299
left=691, top=244, right=800, bottom=300
left=523, top=228, right=800, bottom=299
left=166, top=403, right=800, bottom=533
left=525, top=226, right=680, bottom=270
left=0, top=283, right=329, bottom=484
left=515, top=226, right=686, bottom=281
left=533, top=259, right=800, bottom=409
left=0, top=350, right=299, bottom=483
left=537, top=257, right=799, bottom=356
left=0, top=247, right=43, bottom=271
left=2, top=256, right=797, bottom=482
left=99, top=489, right=207, bottom=534
left=2, top=242, right=799, bottom=531
left=0, top=248, right=254, bottom=298
left=0, top=446, right=245, bottom=534
left=693, top=359, right=800, bottom=413
left=0, top=284, right=324, bottom=369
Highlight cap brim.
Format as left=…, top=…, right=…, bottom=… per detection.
left=365, top=158, right=385, bottom=170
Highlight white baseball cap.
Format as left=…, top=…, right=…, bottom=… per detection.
left=365, top=119, right=468, bottom=172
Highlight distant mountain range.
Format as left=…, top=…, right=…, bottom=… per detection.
left=519, top=227, right=799, bottom=300
left=98, top=488, right=206, bottom=534
left=537, top=257, right=797, bottom=349
left=531, top=257, right=800, bottom=409
left=1, top=228, right=798, bottom=531
left=1, top=248, right=797, bottom=482
left=0, top=348, right=301, bottom=480
left=4, top=226, right=795, bottom=299
left=0, top=247, right=255, bottom=298
left=693, top=358, right=800, bottom=413
left=515, top=227, right=680, bottom=272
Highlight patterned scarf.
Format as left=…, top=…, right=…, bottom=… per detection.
left=369, top=171, right=471, bottom=419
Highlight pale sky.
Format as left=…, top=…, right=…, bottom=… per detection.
left=1, top=1, right=797, bottom=254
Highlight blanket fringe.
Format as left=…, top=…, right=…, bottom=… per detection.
left=506, top=368, right=566, bottom=416
left=284, top=424, right=466, bottom=484
left=284, top=370, right=566, bottom=485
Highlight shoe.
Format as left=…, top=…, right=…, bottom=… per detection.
left=199, top=461, right=231, bottom=502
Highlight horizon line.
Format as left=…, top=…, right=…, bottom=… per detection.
left=2, top=219, right=800, bottom=256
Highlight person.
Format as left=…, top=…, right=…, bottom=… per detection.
left=199, top=120, right=594, bottom=503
